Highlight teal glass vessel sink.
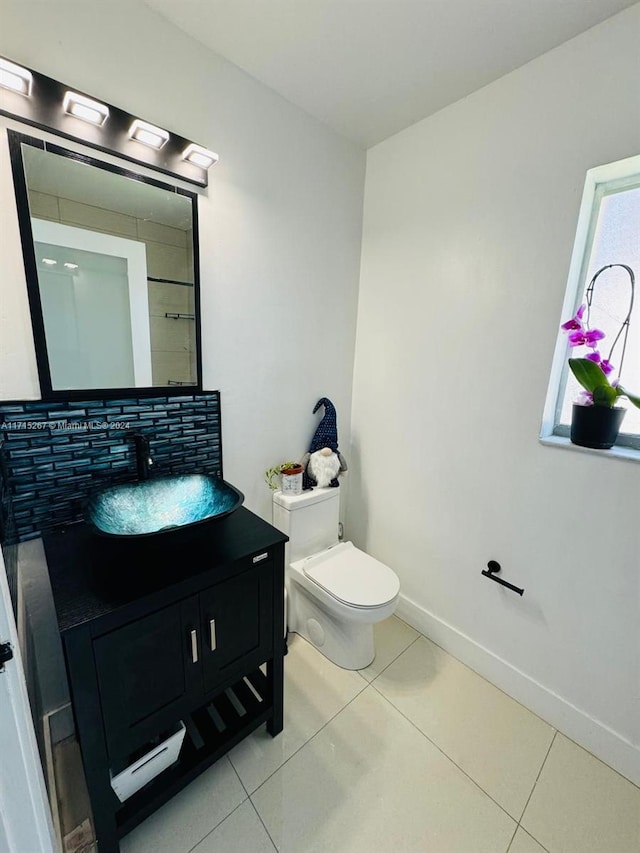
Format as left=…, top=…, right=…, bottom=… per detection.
left=86, top=474, right=244, bottom=539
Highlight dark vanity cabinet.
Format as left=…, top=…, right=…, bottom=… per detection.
left=93, top=568, right=274, bottom=760
left=44, top=508, right=286, bottom=853
left=93, top=598, right=203, bottom=760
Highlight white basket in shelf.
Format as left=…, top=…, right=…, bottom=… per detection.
left=110, top=721, right=186, bottom=802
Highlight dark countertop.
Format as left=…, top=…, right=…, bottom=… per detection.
left=43, top=507, right=287, bottom=636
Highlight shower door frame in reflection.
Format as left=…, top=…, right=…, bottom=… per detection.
left=31, top=219, right=153, bottom=391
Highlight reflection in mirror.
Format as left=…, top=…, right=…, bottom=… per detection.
left=11, top=134, right=200, bottom=393
left=33, top=221, right=151, bottom=388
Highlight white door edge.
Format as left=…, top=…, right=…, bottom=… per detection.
left=0, top=547, right=56, bottom=853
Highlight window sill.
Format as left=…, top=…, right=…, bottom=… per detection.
left=539, top=434, right=640, bottom=464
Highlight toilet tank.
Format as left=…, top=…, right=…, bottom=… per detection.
left=272, top=488, right=340, bottom=563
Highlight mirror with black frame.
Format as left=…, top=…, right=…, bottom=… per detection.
left=8, top=130, right=202, bottom=397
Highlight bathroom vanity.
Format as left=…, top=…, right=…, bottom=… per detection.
left=43, top=508, right=287, bottom=853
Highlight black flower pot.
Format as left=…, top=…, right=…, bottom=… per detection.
left=570, top=404, right=626, bottom=450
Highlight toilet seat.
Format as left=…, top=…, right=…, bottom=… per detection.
left=296, top=541, right=399, bottom=608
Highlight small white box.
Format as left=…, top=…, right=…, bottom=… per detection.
left=110, top=721, right=186, bottom=802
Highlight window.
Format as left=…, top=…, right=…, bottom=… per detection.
left=542, top=155, right=640, bottom=453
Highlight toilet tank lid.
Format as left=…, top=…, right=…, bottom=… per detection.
left=273, top=487, right=338, bottom=510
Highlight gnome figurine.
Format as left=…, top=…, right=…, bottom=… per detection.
left=300, top=397, right=348, bottom=489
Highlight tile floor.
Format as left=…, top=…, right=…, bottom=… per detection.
left=121, top=617, right=640, bottom=853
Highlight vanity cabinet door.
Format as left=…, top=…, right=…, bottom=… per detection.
left=93, top=596, right=202, bottom=758
left=199, top=565, right=274, bottom=695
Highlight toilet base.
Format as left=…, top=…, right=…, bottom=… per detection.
left=289, top=584, right=375, bottom=670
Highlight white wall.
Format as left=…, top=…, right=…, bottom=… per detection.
left=350, top=5, right=640, bottom=784
left=0, top=0, right=365, bottom=521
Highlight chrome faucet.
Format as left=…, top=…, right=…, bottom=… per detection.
left=130, top=432, right=153, bottom=481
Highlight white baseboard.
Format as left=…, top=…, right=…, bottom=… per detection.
left=396, top=594, right=640, bottom=788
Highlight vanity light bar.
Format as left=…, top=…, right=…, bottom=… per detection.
left=63, top=91, right=109, bottom=126
left=129, top=119, right=169, bottom=150
left=0, top=58, right=33, bottom=96
left=182, top=144, right=219, bottom=170
left=0, top=55, right=218, bottom=185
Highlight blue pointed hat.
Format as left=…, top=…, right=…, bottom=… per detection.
left=309, top=398, right=339, bottom=453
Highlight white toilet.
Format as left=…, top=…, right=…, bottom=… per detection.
left=272, top=487, right=400, bottom=670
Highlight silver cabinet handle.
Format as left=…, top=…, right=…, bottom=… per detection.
left=209, top=619, right=217, bottom=652
left=190, top=629, right=198, bottom=664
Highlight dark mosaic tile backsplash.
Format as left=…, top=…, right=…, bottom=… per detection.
left=0, top=393, right=222, bottom=544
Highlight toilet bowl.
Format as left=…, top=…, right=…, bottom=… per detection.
left=288, top=541, right=399, bottom=669
left=272, top=488, right=400, bottom=670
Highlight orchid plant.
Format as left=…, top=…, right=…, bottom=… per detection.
left=561, top=263, right=640, bottom=410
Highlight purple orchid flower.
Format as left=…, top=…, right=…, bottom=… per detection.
left=568, top=328, right=605, bottom=348
left=576, top=391, right=594, bottom=406
left=585, top=351, right=615, bottom=377
left=561, top=304, right=586, bottom=332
